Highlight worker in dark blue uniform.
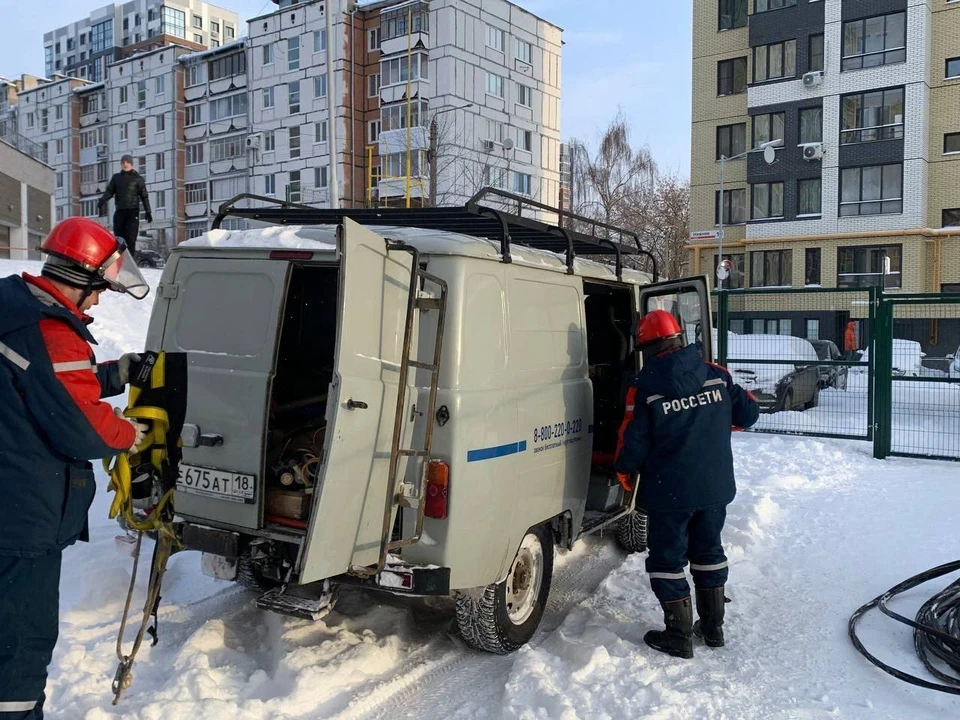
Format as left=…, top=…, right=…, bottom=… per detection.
left=616, top=310, right=759, bottom=659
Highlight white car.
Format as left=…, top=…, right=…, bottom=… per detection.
left=949, top=345, right=960, bottom=379
left=859, top=339, right=925, bottom=377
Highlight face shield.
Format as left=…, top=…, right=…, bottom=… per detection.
left=101, top=245, right=150, bottom=299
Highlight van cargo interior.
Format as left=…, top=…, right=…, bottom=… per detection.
left=583, top=281, right=636, bottom=514
left=264, top=264, right=339, bottom=533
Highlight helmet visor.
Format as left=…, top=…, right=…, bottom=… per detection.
left=101, top=247, right=150, bottom=299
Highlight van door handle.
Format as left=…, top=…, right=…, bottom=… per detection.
left=346, top=399, right=368, bottom=410
left=199, top=433, right=223, bottom=447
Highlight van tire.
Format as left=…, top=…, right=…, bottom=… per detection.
left=455, top=525, right=554, bottom=654
left=236, top=549, right=281, bottom=593
left=615, top=510, right=648, bottom=553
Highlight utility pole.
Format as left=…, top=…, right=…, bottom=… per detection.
left=426, top=103, right=472, bottom=207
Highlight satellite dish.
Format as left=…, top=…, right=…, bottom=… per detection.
left=763, top=145, right=777, bottom=165
left=502, top=137, right=515, bottom=151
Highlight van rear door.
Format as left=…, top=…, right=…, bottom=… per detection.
left=638, top=275, right=713, bottom=362
left=300, top=219, right=416, bottom=583
left=159, top=256, right=289, bottom=530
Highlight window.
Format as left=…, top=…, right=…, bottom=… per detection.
left=26, top=113, right=34, bottom=129
left=80, top=33, right=87, bottom=45
left=948, top=58, right=960, bottom=79
left=187, top=221, right=207, bottom=239
left=716, top=123, right=745, bottom=159
left=754, top=0, right=796, bottom=12
left=840, top=164, right=902, bottom=216
left=516, top=39, right=533, bottom=64
left=380, top=53, right=428, bottom=85
left=753, top=39, right=796, bottom=82
left=368, top=120, right=381, bottom=143
left=137, top=157, right=147, bottom=176
left=265, top=174, right=276, bottom=195
left=137, top=119, right=146, bottom=146
left=289, top=126, right=301, bottom=158
left=193, top=15, right=202, bottom=29
left=155, top=76, right=165, bottom=96
left=799, top=107, right=823, bottom=144
left=837, top=245, right=902, bottom=288
left=717, top=57, right=747, bottom=96
left=92, top=19, right=113, bottom=52
left=716, top=188, right=747, bottom=224
left=368, top=73, right=380, bottom=97
left=186, top=64, right=203, bottom=87
left=55, top=105, right=63, bottom=121
left=186, top=143, right=204, bottom=165
left=841, top=87, right=904, bottom=144
left=517, top=128, right=533, bottom=152
left=119, top=123, right=128, bottom=142
left=263, top=87, right=275, bottom=109
left=489, top=119, right=507, bottom=144
left=714, top=253, right=745, bottom=289
left=288, top=36, right=300, bottom=71
left=185, top=105, right=202, bottom=126
left=380, top=100, right=429, bottom=131
left=943, top=284, right=960, bottom=293
left=119, top=86, right=128, bottom=104
left=263, top=43, right=274, bottom=65
left=752, top=111, right=785, bottom=147
left=156, top=190, right=165, bottom=209
left=809, top=34, right=824, bottom=73
left=751, top=250, right=793, bottom=287
left=941, top=209, right=960, bottom=227
left=718, top=0, right=747, bottom=30
left=56, top=206, right=64, bottom=222
left=80, top=52, right=86, bottom=61
left=369, top=27, right=381, bottom=51
left=486, top=24, right=505, bottom=52
left=226, top=26, right=234, bottom=40
left=287, top=171, right=302, bottom=203
left=314, top=74, right=328, bottom=98
left=513, top=172, right=533, bottom=196
left=211, top=21, right=219, bottom=34
left=486, top=72, right=505, bottom=98
left=161, top=7, right=185, bottom=39
left=156, top=152, right=165, bottom=171
left=315, top=121, right=328, bottom=143
left=67, top=37, right=75, bottom=51
left=945, top=133, right=960, bottom=154
left=384, top=151, right=427, bottom=177
left=56, top=139, right=64, bottom=155
left=82, top=200, right=98, bottom=217
left=97, top=161, right=109, bottom=183
left=517, top=84, right=533, bottom=107
left=314, top=29, right=327, bottom=53
left=211, top=176, right=244, bottom=201
left=194, top=34, right=203, bottom=44
left=798, top=178, right=822, bottom=216
left=137, top=80, right=146, bottom=109
left=287, top=82, right=300, bottom=113
left=804, top=248, right=821, bottom=285
left=40, top=110, right=48, bottom=132
left=751, top=182, right=784, bottom=219
left=209, top=53, right=245, bottom=80
left=210, top=93, right=246, bottom=121
left=381, top=7, right=428, bottom=40
left=56, top=172, right=64, bottom=189
left=315, top=166, right=329, bottom=188
left=484, top=166, right=506, bottom=189
left=264, top=131, right=275, bottom=151
left=209, top=135, right=243, bottom=162
left=805, top=319, right=820, bottom=340
left=842, top=13, right=906, bottom=71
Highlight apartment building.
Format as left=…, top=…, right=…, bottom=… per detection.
left=0, top=138, right=55, bottom=260
left=44, top=0, right=239, bottom=82
left=689, top=0, right=960, bottom=320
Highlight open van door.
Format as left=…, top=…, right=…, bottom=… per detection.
left=638, top=275, right=713, bottom=363
left=299, top=219, right=416, bottom=584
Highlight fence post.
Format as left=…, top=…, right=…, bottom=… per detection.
left=872, top=293, right=892, bottom=459
left=866, top=287, right=876, bottom=443
left=717, top=290, right=728, bottom=365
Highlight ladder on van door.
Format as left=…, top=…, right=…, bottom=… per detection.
left=355, top=240, right=448, bottom=577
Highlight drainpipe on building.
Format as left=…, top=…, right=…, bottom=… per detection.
left=325, top=0, right=340, bottom=209
left=349, top=3, right=356, bottom=207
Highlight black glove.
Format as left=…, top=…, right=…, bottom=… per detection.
left=145, top=213, right=153, bottom=223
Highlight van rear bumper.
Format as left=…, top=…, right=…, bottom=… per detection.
left=333, top=563, right=451, bottom=597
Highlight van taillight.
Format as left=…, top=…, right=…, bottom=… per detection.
left=269, top=250, right=314, bottom=260
left=424, top=460, right=449, bottom=519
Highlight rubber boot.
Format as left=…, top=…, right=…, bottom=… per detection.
left=693, top=586, right=726, bottom=648
left=643, top=596, right=694, bottom=659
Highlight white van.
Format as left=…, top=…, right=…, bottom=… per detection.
left=144, top=193, right=713, bottom=653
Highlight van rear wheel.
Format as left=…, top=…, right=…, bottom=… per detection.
left=455, top=525, right=554, bottom=654
left=616, top=510, right=648, bottom=553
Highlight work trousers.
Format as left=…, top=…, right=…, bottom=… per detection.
left=0, top=552, right=62, bottom=720
left=113, top=209, right=140, bottom=254
left=645, top=506, right=729, bottom=602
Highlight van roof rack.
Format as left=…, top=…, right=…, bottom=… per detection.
left=211, top=187, right=658, bottom=282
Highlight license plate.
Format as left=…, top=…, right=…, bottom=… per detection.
left=176, top=464, right=256, bottom=504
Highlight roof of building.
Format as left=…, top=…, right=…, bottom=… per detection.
left=178, top=37, right=247, bottom=63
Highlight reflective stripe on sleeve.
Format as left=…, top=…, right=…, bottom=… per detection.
left=703, top=378, right=725, bottom=388
left=52, top=360, right=96, bottom=373
left=690, top=562, right=729, bottom=572
left=647, top=394, right=664, bottom=404
left=0, top=341, right=30, bottom=371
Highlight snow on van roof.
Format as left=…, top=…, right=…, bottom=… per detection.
left=179, top=225, right=337, bottom=250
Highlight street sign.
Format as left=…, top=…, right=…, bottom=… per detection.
left=689, top=230, right=720, bottom=241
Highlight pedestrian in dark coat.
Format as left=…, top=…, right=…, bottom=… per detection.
left=98, top=155, right=152, bottom=254
left=0, top=217, right=149, bottom=719
left=616, top=310, right=759, bottom=659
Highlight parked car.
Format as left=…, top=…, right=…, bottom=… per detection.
left=725, top=334, right=822, bottom=413
left=809, top=339, right=848, bottom=390
left=949, top=345, right=960, bottom=379
left=135, top=249, right=165, bottom=268
left=858, top=339, right=925, bottom=377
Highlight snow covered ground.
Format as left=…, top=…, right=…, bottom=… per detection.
left=3, top=259, right=959, bottom=719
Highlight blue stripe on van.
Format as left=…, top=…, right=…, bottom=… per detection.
left=467, top=441, right=528, bottom=463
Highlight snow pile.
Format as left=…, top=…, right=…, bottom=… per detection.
left=180, top=226, right=337, bottom=250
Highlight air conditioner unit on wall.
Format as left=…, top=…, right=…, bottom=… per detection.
left=801, top=142, right=824, bottom=161
left=245, top=133, right=262, bottom=150
left=802, top=71, right=824, bottom=88
left=482, top=139, right=496, bottom=152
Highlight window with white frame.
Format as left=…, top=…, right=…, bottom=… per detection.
left=119, top=86, right=128, bottom=104
left=381, top=101, right=428, bottom=131
left=368, top=119, right=381, bottom=143
left=137, top=157, right=147, bottom=176
left=314, top=74, right=327, bottom=98
left=368, top=73, right=380, bottom=98
left=56, top=172, right=63, bottom=189
left=119, top=123, right=128, bottom=142
left=487, top=119, right=505, bottom=143
left=288, top=36, right=300, bottom=71
left=156, top=152, right=165, bottom=171
left=156, top=75, right=165, bottom=95
left=263, top=43, right=273, bottom=65
left=513, top=171, right=532, bottom=196
left=156, top=190, right=165, bottom=209
left=517, top=128, right=533, bottom=152
left=289, top=126, right=301, bottom=158
left=55, top=105, right=62, bottom=121
left=384, top=151, right=426, bottom=178
left=26, top=113, right=34, bottom=128
left=516, top=39, right=533, bottom=64
left=485, top=24, right=505, bottom=52
left=186, top=64, right=202, bottom=87
left=211, top=175, right=245, bottom=201
left=287, top=170, right=302, bottom=202
left=39, top=110, right=47, bottom=132
left=315, top=121, right=328, bottom=144
left=209, top=135, right=243, bottom=162
left=185, top=105, right=202, bottom=126
left=185, top=182, right=207, bottom=204
left=314, top=29, right=327, bottom=53
left=186, top=142, right=204, bottom=164
left=289, top=81, right=300, bottom=113
left=137, top=119, right=146, bottom=146
left=369, top=27, right=381, bottom=51
left=263, top=86, right=275, bottom=109
left=486, top=72, right=504, bottom=98
left=265, top=174, right=276, bottom=195
left=135, top=81, right=145, bottom=109
left=210, top=93, right=246, bottom=121
left=484, top=165, right=506, bottom=188
left=156, top=113, right=165, bottom=132
left=56, top=139, right=64, bottom=156
left=516, top=83, right=533, bottom=107
left=315, top=166, right=329, bottom=188
left=81, top=199, right=99, bottom=217
left=186, top=221, right=207, bottom=239
left=380, top=53, right=428, bottom=85
left=264, top=130, right=275, bottom=152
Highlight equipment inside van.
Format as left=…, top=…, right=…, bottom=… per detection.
left=142, top=188, right=713, bottom=654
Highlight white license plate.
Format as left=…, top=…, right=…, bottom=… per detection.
left=177, top=464, right=256, bottom=504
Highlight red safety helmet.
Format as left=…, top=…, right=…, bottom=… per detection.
left=39, top=217, right=149, bottom=300
left=636, top=309, right=682, bottom=347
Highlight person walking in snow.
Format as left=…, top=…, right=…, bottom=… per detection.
left=616, top=310, right=759, bottom=659
left=98, top=154, right=152, bottom=255
left=0, top=217, right=149, bottom=719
